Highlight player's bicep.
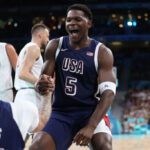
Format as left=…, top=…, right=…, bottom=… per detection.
left=41, top=39, right=59, bottom=76
left=98, top=67, right=116, bottom=84
left=41, top=59, right=55, bottom=76
left=21, top=46, right=39, bottom=73
left=98, top=45, right=116, bottom=95
left=6, top=44, right=18, bottom=70
left=21, top=56, right=34, bottom=72
left=98, top=45, right=116, bottom=84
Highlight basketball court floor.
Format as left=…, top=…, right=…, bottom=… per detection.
left=24, top=134, right=150, bottom=150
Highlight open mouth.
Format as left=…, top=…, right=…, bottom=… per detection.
left=70, top=30, right=79, bottom=34
left=69, top=29, right=79, bottom=38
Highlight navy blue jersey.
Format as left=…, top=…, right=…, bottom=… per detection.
left=0, top=100, right=24, bottom=150
left=53, top=36, right=102, bottom=112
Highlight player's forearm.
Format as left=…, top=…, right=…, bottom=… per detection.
left=31, top=93, right=52, bottom=133
left=37, top=93, right=52, bottom=129
left=19, top=71, right=38, bottom=84
left=87, top=91, right=114, bottom=129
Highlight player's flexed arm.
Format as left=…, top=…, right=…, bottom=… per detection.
left=35, top=39, right=59, bottom=95
left=18, top=45, right=40, bottom=84
left=73, top=44, right=116, bottom=146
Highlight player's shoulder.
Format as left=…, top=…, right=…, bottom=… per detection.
left=47, top=37, right=60, bottom=48
left=29, top=43, right=40, bottom=50
left=97, top=43, right=114, bottom=67
left=99, top=43, right=113, bottom=58
left=45, top=37, right=62, bottom=55
left=6, top=43, right=16, bottom=51
left=26, top=43, right=40, bottom=54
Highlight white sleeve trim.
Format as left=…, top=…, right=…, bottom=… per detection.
left=99, top=81, right=116, bottom=95
left=55, top=37, right=63, bottom=60
left=94, top=42, right=102, bottom=72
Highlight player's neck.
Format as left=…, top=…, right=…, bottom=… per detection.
left=70, top=36, right=91, bottom=50
left=31, top=38, right=41, bottom=48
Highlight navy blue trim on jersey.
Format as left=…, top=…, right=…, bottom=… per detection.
left=53, top=36, right=100, bottom=112
left=0, top=100, right=24, bottom=150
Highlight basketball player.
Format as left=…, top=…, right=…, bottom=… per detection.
left=14, top=23, right=50, bottom=107
left=14, top=23, right=51, bottom=143
left=0, top=43, right=18, bottom=102
left=0, top=75, right=55, bottom=150
left=30, top=4, right=116, bottom=150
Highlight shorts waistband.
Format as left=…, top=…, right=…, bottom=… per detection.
left=18, top=87, right=35, bottom=90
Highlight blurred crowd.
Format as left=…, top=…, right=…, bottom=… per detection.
left=122, top=87, right=150, bottom=134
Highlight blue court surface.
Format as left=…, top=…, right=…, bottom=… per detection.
left=113, top=134, right=145, bottom=139
left=113, top=129, right=150, bottom=139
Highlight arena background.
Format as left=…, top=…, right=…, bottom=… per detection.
left=0, top=0, right=150, bottom=149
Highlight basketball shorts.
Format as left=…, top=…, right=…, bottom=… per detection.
left=14, top=89, right=43, bottom=106
left=0, top=89, right=13, bottom=102
left=43, top=110, right=111, bottom=150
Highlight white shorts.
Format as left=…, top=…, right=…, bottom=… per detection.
left=0, top=89, right=13, bottom=102
left=89, top=116, right=112, bottom=150
left=14, top=89, right=43, bottom=106
left=94, top=116, right=111, bottom=136
left=10, top=100, right=39, bottom=140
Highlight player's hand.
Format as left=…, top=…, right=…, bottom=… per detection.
left=35, top=74, right=55, bottom=95
left=73, top=125, right=95, bottom=146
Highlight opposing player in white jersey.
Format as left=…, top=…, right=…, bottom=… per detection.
left=0, top=43, right=18, bottom=102
left=14, top=23, right=50, bottom=105
left=14, top=24, right=51, bottom=141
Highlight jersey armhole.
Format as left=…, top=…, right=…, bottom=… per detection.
left=55, top=37, right=63, bottom=60
left=94, top=42, right=102, bottom=73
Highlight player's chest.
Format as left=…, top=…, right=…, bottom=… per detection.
left=57, top=51, right=95, bottom=75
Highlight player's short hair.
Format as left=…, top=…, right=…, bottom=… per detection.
left=31, top=23, right=49, bottom=36
left=67, top=4, right=93, bottom=22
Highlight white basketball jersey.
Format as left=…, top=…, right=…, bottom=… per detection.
left=0, top=42, right=13, bottom=92
left=14, top=42, right=43, bottom=90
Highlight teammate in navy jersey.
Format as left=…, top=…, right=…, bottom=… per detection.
left=0, top=100, right=24, bottom=150
left=30, top=4, right=116, bottom=150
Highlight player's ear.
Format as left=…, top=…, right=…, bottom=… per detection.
left=87, top=20, right=92, bottom=29
left=38, top=31, right=43, bottom=39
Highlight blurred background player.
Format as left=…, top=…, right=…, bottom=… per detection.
left=0, top=42, right=18, bottom=102
left=14, top=23, right=50, bottom=106
left=14, top=23, right=51, bottom=141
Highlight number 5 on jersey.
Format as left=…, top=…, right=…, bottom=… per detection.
left=65, top=76, right=77, bottom=96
